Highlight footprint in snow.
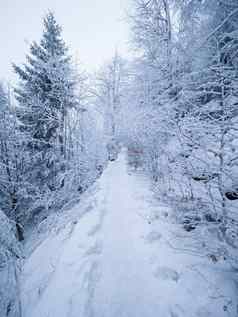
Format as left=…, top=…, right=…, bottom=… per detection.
left=84, top=241, right=102, bottom=257
left=154, top=266, right=180, bottom=282
left=170, top=304, right=185, bottom=317
left=145, top=231, right=162, bottom=243
left=88, top=223, right=101, bottom=236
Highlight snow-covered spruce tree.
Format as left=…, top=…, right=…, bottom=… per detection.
left=13, top=12, right=78, bottom=214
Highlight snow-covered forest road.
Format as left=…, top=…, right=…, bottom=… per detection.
left=21, top=149, right=237, bottom=317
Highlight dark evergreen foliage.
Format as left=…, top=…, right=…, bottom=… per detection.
left=13, top=12, right=78, bottom=195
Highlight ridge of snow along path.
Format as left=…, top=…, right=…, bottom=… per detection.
left=21, top=149, right=237, bottom=317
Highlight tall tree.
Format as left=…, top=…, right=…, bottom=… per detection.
left=13, top=12, right=78, bottom=192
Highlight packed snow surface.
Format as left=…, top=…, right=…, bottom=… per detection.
left=21, top=149, right=237, bottom=317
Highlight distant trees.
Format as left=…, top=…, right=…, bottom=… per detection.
left=93, top=52, right=128, bottom=160
left=125, top=0, right=177, bottom=181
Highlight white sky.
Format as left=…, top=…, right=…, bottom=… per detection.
left=0, top=0, right=131, bottom=82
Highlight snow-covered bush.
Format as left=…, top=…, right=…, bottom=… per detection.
left=0, top=210, right=22, bottom=317
left=124, top=0, right=238, bottom=262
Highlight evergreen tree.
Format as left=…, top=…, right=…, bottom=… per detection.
left=13, top=12, right=78, bottom=192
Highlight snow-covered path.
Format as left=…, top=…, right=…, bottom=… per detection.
left=21, top=149, right=237, bottom=317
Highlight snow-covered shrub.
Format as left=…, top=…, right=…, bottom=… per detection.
left=0, top=210, right=22, bottom=317
left=124, top=0, right=238, bottom=264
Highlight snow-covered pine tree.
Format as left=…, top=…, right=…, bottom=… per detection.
left=13, top=12, right=78, bottom=193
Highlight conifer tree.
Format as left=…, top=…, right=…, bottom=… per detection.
left=13, top=12, right=77, bottom=192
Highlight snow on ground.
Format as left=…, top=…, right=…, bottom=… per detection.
left=21, top=149, right=237, bottom=317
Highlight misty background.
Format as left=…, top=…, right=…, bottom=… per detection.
left=0, top=0, right=131, bottom=81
